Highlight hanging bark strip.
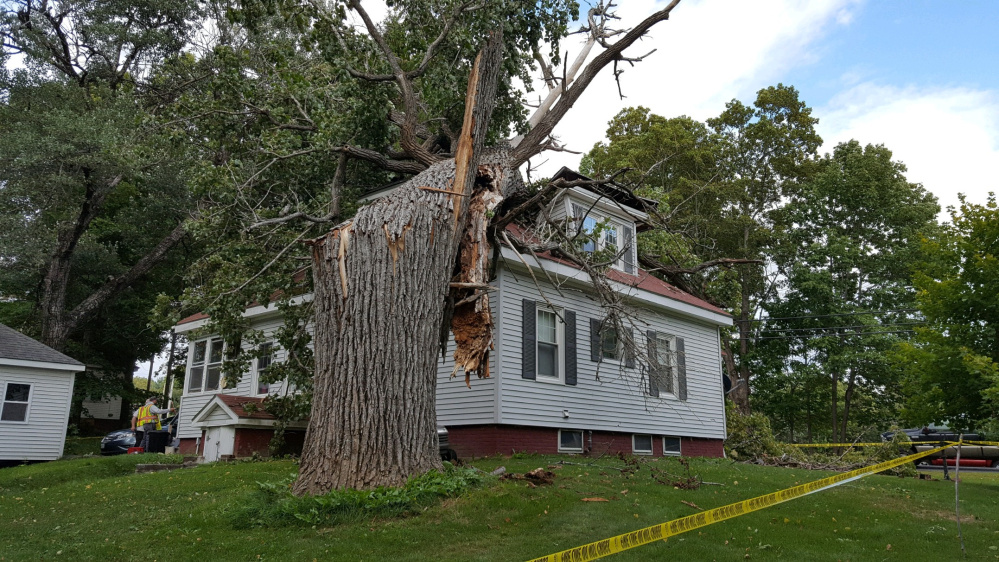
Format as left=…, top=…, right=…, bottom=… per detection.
left=294, top=33, right=505, bottom=494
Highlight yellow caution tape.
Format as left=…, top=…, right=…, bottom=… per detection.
left=955, top=440, right=999, bottom=447
left=526, top=442, right=952, bottom=562
left=790, top=443, right=888, bottom=447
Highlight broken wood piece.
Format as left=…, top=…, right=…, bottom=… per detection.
left=681, top=500, right=703, bottom=510
left=448, top=282, right=493, bottom=289
left=582, top=497, right=610, bottom=502
left=418, top=185, right=467, bottom=196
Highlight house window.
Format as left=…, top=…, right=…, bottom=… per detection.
left=537, top=307, right=563, bottom=381
left=633, top=434, right=653, bottom=455
left=257, top=342, right=274, bottom=395
left=652, top=334, right=676, bottom=395
left=1, top=383, right=30, bottom=422
left=601, top=326, right=620, bottom=361
left=189, top=338, right=223, bottom=393
left=571, top=205, right=636, bottom=274
left=559, top=429, right=584, bottom=453
left=663, top=436, right=681, bottom=456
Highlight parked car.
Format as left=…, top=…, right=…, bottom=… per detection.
left=881, top=426, right=982, bottom=444
left=100, top=416, right=177, bottom=455
left=438, top=427, right=457, bottom=462
left=882, top=426, right=996, bottom=467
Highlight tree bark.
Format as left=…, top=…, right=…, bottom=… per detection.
left=830, top=370, right=839, bottom=444
left=293, top=34, right=505, bottom=494
left=731, top=269, right=752, bottom=414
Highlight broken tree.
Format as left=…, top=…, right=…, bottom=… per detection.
left=294, top=0, right=683, bottom=494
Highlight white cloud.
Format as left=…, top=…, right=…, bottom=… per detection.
left=818, top=83, right=999, bottom=213
left=527, top=0, right=862, bottom=175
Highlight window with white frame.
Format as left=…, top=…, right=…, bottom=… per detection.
left=1, top=383, right=31, bottom=422
left=571, top=204, right=637, bottom=274
left=256, top=342, right=274, bottom=395
left=651, top=334, right=677, bottom=395
left=559, top=429, right=584, bottom=453
left=601, top=326, right=620, bottom=361
left=633, top=434, right=653, bottom=455
left=189, top=338, right=223, bottom=393
left=663, top=436, right=681, bottom=456
left=536, top=306, right=563, bottom=381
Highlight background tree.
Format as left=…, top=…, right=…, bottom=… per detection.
left=583, top=85, right=822, bottom=414
left=1, top=0, right=203, bottom=424
left=755, top=141, right=939, bottom=442
left=895, top=195, right=999, bottom=432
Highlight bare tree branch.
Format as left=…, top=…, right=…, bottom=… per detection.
left=510, top=0, right=682, bottom=166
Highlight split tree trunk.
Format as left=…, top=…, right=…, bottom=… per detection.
left=293, top=35, right=505, bottom=494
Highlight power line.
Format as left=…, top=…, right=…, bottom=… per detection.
left=758, top=321, right=925, bottom=335
left=755, top=329, right=916, bottom=341
left=751, top=309, right=919, bottom=323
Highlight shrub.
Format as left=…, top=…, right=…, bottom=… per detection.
left=724, top=401, right=798, bottom=460
left=237, top=463, right=485, bottom=528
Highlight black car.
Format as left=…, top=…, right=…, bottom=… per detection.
left=100, top=416, right=177, bottom=455
left=881, top=426, right=982, bottom=444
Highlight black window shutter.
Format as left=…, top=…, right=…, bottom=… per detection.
left=624, top=327, right=636, bottom=368
left=676, top=337, right=687, bottom=400
left=564, top=310, right=577, bottom=386
left=522, top=299, right=536, bottom=380
left=589, top=318, right=602, bottom=362
left=646, top=330, right=658, bottom=397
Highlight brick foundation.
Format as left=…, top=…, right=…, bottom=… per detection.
left=446, top=424, right=724, bottom=459
left=178, top=428, right=306, bottom=459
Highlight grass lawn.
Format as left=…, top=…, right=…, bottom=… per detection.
left=1, top=453, right=997, bottom=561
left=62, top=437, right=103, bottom=457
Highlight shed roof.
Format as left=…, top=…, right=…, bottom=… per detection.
left=0, top=323, right=84, bottom=367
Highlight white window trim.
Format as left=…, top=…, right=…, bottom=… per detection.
left=254, top=342, right=276, bottom=396
left=663, top=436, right=682, bottom=457
left=558, top=429, right=584, bottom=453
left=651, top=334, right=679, bottom=398
left=570, top=203, right=637, bottom=274
left=187, top=337, right=224, bottom=395
left=535, top=305, right=565, bottom=384
left=632, top=434, right=653, bottom=456
left=0, top=382, right=31, bottom=424
left=599, top=326, right=625, bottom=365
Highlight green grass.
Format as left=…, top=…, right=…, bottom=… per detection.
left=1, top=454, right=997, bottom=561
left=62, top=437, right=103, bottom=457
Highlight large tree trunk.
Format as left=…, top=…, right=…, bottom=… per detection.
left=293, top=35, right=504, bottom=494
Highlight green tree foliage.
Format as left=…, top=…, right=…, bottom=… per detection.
left=583, top=85, right=822, bottom=413
left=154, top=1, right=581, bottom=428
left=755, top=141, right=939, bottom=441
left=1, top=0, right=203, bottom=418
left=896, top=195, right=999, bottom=431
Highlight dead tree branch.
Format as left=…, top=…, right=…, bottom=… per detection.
left=510, top=0, right=682, bottom=166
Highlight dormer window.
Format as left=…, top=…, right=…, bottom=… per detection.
left=571, top=203, right=637, bottom=274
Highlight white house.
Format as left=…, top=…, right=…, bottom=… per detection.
left=0, top=323, right=85, bottom=463
left=173, top=169, right=732, bottom=460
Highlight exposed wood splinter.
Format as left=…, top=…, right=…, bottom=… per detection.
left=418, top=185, right=468, bottom=196
left=337, top=223, right=352, bottom=300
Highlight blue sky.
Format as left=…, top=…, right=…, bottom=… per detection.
left=537, top=0, right=999, bottom=215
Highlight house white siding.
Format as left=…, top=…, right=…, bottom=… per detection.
left=0, top=365, right=76, bottom=461
left=435, top=297, right=499, bottom=426
left=493, top=264, right=727, bottom=439
left=176, top=314, right=298, bottom=439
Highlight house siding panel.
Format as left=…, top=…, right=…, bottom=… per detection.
left=494, top=267, right=726, bottom=440
left=434, top=295, right=499, bottom=426
left=0, top=366, right=76, bottom=461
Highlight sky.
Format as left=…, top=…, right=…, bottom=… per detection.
left=527, top=0, right=999, bottom=215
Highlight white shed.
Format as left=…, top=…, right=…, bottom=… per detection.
left=0, top=323, right=85, bottom=462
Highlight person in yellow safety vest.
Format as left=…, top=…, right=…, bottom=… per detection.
left=130, top=396, right=176, bottom=451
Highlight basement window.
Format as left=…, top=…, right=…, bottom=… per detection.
left=558, top=429, right=584, bottom=453
left=663, top=436, right=682, bottom=456
left=632, top=434, right=653, bottom=455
